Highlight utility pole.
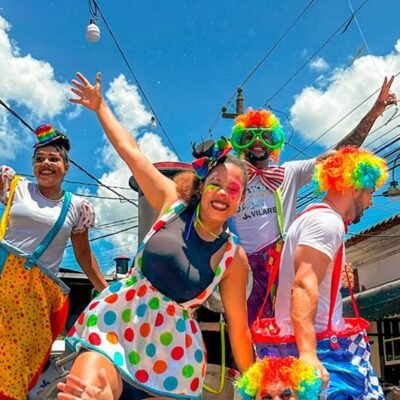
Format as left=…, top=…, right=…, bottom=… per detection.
left=221, top=87, right=245, bottom=119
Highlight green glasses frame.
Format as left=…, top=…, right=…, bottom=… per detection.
left=231, top=127, right=284, bottom=150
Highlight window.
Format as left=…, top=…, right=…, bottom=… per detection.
left=384, top=317, right=400, bottom=365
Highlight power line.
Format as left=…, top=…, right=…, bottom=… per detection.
left=95, top=216, right=137, bottom=229
left=347, top=0, right=381, bottom=76
left=70, top=160, right=138, bottom=206
left=19, top=173, right=132, bottom=190
left=72, top=192, right=137, bottom=201
left=290, top=71, right=400, bottom=160
left=365, top=121, right=400, bottom=149
left=0, top=98, right=138, bottom=207
left=285, top=141, right=312, bottom=159
left=263, top=0, right=370, bottom=106
left=206, top=0, right=316, bottom=135
left=66, top=224, right=138, bottom=248
left=62, top=242, right=135, bottom=263
left=240, top=0, right=315, bottom=88
left=363, top=108, right=400, bottom=145
left=88, top=224, right=138, bottom=242
left=91, top=0, right=181, bottom=160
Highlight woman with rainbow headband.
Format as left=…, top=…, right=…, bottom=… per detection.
left=228, top=76, right=397, bottom=327
left=246, top=146, right=387, bottom=399
left=0, top=125, right=107, bottom=400
left=56, top=72, right=253, bottom=400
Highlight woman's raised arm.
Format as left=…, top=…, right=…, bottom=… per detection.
left=70, top=72, right=179, bottom=214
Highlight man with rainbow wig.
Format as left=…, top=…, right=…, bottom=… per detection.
left=254, top=146, right=387, bottom=399
left=228, top=77, right=397, bottom=325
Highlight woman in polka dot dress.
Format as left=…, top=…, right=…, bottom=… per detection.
left=58, top=72, right=253, bottom=400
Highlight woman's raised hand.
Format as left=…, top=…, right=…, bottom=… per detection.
left=70, top=72, right=103, bottom=112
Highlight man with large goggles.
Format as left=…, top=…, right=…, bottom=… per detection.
left=231, top=127, right=285, bottom=150
left=228, top=76, right=397, bottom=328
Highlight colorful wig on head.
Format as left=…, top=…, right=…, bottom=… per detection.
left=314, top=146, right=388, bottom=193
left=235, top=356, right=321, bottom=399
left=231, top=108, right=285, bottom=163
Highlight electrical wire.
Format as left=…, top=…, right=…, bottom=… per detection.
left=90, top=0, right=181, bottom=160
left=289, top=71, right=400, bottom=161
left=19, top=173, right=132, bottom=190
left=0, top=98, right=138, bottom=207
left=66, top=224, right=138, bottom=248
left=72, top=192, right=137, bottom=202
left=263, top=0, right=370, bottom=106
left=347, top=0, right=382, bottom=76
left=206, top=0, right=316, bottom=135
left=95, top=216, right=138, bottom=229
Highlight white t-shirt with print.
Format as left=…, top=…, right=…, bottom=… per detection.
left=230, top=158, right=316, bottom=253
left=0, top=166, right=95, bottom=274
left=275, top=205, right=346, bottom=335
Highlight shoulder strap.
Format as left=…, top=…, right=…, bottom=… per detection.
left=273, top=188, right=285, bottom=239
left=326, top=244, right=360, bottom=333
left=256, top=204, right=334, bottom=323
left=24, top=191, right=73, bottom=269
left=0, top=175, right=21, bottom=242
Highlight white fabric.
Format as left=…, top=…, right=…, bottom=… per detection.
left=230, top=158, right=316, bottom=253
left=0, top=166, right=95, bottom=273
left=275, top=205, right=346, bottom=335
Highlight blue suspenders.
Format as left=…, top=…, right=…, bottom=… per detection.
left=0, top=177, right=72, bottom=273
left=24, top=191, right=72, bottom=269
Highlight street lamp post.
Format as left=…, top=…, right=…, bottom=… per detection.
left=221, top=88, right=244, bottom=120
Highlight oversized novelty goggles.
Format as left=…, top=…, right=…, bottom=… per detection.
left=231, top=127, right=284, bottom=150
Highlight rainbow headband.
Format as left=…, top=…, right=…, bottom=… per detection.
left=314, top=146, right=388, bottom=192
left=235, top=356, right=321, bottom=399
left=231, top=109, right=285, bottom=162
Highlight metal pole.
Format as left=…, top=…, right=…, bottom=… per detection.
left=221, top=88, right=245, bottom=119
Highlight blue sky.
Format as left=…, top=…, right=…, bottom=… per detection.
left=0, top=0, right=399, bottom=273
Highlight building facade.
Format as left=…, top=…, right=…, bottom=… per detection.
left=345, top=214, right=400, bottom=384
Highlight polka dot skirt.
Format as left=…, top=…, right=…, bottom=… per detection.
left=0, top=253, right=69, bottom=400
left=67, top=201, right=238, bottom=399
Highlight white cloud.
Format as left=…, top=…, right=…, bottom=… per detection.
left=105, top=75, right=152, bottom=133
left=0, top=108, right=24, bottom=160
left=88, top=76, right=178, bottom=255
left=0, top=16, right=70, bottom=118
left=395, top=39, right=400, bottom=53
left=0, top=15, right=71, bottom=159
left=138, top=132, right=178, bottom=163
left=66, top=105, right=82, bottom=120
left=309, top=56, right=330, bottom=73
left=290, top=40, right=400, bottom=150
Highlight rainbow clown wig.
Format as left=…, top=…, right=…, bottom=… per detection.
left=231, top=108, right=285, bottom=163
left=235, top=356, right=322, bottom=400
left=314, top=146, right=388, bottom=193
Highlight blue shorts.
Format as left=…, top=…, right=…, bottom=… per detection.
left=256, top=332, right=384, bottom=400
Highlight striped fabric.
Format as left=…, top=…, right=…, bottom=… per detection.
left=245, top=161, right=285, bottom=192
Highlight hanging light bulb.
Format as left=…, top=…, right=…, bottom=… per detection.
left=150, top=116, right=157, bottom=129
left=86, top=18, right=100, bottom=43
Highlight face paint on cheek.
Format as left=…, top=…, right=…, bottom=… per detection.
left=204, top=184, right=220, bottom=193
left=227, top=182, right=243, bottom=201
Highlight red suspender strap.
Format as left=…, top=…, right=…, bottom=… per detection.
left=256, top=204, right=332, bottom=323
